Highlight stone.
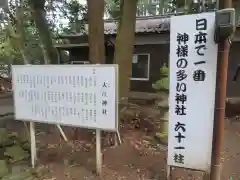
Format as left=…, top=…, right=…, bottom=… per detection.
left=25, top=177, right=34, bottom=180
left=0, top=147, right=5, bottom=159
left=159, top=111, right=169, bottom=134
left=0, top=160, right=9, bottom=178
left=142, top=135, right=153, bottom=141
left=4, top=145, right=29, bottom=163
left=7, top=131, right=19, bottom=139
left=17, top=135, right=28, bottom=144
left=161, top=111, right=169, bottom=120
left=11, top=163, right=29, bottom=174
left=66, top=166, right=94, bottom=179
left=21, top=142, right=30, bottom=152
left=32, top=165, right=49, bottom=178
left=0, top=119, right=7, bottom=127
left=155, top=132, right=168, bottom=145
left=63, top=158, right=70, bottom=166
left=156, top=99, right=169, bottom=109
left=0, top=128, right=13, bottom=147
left=157, top=91, right=169, bottom=100
left=2, top=171, right=33, bottom=180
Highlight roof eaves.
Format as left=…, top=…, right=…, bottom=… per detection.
left=54, top=43, right=89, bottom=49
left=58, top=15, right=172, bottom=38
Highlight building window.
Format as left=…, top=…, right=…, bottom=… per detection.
left=70, top=61, right=89, bottom=64
left=131, top=54, right=150, bottom=81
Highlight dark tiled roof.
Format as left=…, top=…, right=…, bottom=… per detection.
left=59, top=15, right=172, bottom=38
left=58, top=14, right=240, bottom=39
left=100, top=16, right=170, bottom=35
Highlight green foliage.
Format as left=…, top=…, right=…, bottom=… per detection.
left=0, top=0, right=88, bottom=66
left=0, top=24, right=23, bottom=64
left=105, top=0, right=217, bottom=18
left=159, top=64, right=168, bottom=77
left=0, top=0, right=45, bottom=65
left=58, top=0, right=87, bottom=33
left=105, top=0, right=121, bottom=20
left=0, top=38, right=22, bottom=64
left=152, top=64, right=169, bottom=91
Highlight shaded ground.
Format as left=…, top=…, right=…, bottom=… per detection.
left=1, top=120, right=239, bottom=179
left=1, top=102, right=240, bottom=179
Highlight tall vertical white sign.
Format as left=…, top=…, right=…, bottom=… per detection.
left=168, top=12, right=218, bottom=171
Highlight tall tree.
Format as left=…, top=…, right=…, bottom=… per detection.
left=1, top=0, right=29, bottom=64
left=114, top=0, right=138, bottom=104
left=105, top=0, right=217, bottom=18
left=59, top=0, right=87, bottom=33
left=28, top=0, right=59, bottom=64
left=0, top=0, right=88, bottom=67
left=87, top=0, right=105, bottom=64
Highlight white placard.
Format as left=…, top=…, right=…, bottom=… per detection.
left=168, top=12, right=218, bottom=172
left=12, top=64, right=118, bottom=131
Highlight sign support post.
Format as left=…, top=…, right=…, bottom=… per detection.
left=167, top=165, right=172, bottom=180
left=30, top=121, right=36, bottom=168
left=57, top=124, right=68, bottom=141
left=96, top=129, right=102, bottom=175
left=210, top=0, right=232, bottom=179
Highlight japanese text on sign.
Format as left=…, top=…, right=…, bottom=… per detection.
left=12, top=65, right=118, bottom=131
left=193, top=18, right=208, bottom=82
left=168, top=12, right=218, bottom=171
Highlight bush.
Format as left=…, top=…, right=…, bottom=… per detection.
left=152, top=64, right=169, bottom=92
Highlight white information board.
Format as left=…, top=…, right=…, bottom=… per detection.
left=168, top=12, right=217, bottom=172
left=12, top=64, right=118, bottom=131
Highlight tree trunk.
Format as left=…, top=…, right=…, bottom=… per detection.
left=4, top=1, right=30, bottom=64
left=28, top=0, right=59, bottom=64
left=87, top=0, right=105, bottom=64
left=72, top=0, right=105, bottom=141
left=114, top=0, right=138, bottom=104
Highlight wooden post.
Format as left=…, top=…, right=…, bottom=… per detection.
left=167, top=165, right=172, bottom=180
left=96, top=129, right=102, bottom=175
left=210, top=0, right=232, bottom=179
left=30, top=122, right=36, bottom=168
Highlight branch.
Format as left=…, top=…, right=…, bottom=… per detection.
left=0, top=75, right=11, bottom=83
left=28, top=0, right=46, bottom=10
left=3, top=8, right=17, bottom=25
